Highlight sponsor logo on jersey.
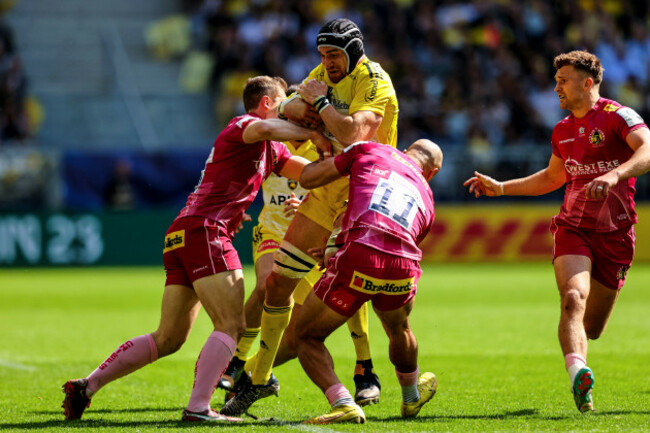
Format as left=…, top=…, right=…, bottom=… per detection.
left=269, top=194, right=304, bottom=205
left=603, top=103, right=619, bottom=112
left=163, top=230, right=185, bottom=253
left=559, top=138, right=575, bottom=144
left=616, top=265, right=629, bottom=280
left=349, top=270, right=415, bottom=295
left=589, top=128, right=605, bottom=147
left=578, top=127, right=585, bottom=136
left=365, top=79, right=379, bottom=102
left=371, top=165, right=391, bottom=179
left=616, top=106, right=644, bottom=127
left=287, top=179, right=298, bottom=190
left=257, top=239, right=280, bottom=253
left=564, top=157, right=620, bottom=175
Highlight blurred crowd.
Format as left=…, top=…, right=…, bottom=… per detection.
left=180, top=0, right=650, bottom=155
left=0, top=16, right=29, bottom=143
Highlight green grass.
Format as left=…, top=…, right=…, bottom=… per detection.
left=1, top=263, right=650, bottom=432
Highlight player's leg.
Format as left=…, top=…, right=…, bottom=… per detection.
left=62, top=284, right=201, bottom=420
left=297, top=291, right=365, bottom=424
left=554, top=254, right=595, bottom=412
left=218, top=253, right=276, bottom=392
left=583, top=278, right=619, bottom=340
left=250, top=213, right=328, bottom=386
left=347, top=303, right=381, bottom=405
left=374, top=299, right=437, bottom=418
left=183, top=270, right=245, bottom=417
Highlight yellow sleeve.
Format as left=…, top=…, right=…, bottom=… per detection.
left=349, top=66, right=395, bottom=117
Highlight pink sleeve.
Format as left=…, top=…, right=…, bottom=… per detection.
left=333, top=145, right=359, bottom=176
left=271, top=141, right=293, bottom=174
left=222, top=115, right=257, bottom=143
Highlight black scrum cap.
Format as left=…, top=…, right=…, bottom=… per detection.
left=316, top=18, right=364, bottom=75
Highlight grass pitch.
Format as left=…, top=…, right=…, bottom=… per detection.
left=1, top=263, right=650, bottom=432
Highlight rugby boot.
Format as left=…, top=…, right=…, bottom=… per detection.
left=62, top=378, right=91, bottom=420
left=181, top=408, right=242, bottom=422
left=217, top=357, right=245, bottom=391
left=220, top=373, right=279, bottom=416
left=303, top=403, right=365, bottom=424
left=353, top=360, right=381, bottom=406
left=572, top=367, right=595, bottom=413
left=401, top=372, right=438, bottom=418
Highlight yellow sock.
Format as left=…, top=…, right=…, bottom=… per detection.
left=234, top=327, right=260, bottom=360
left=347, top=302, right=372, bottom=361
left=251, top=301, right=293, bottom=385
left=244, top=351, right=258, bottom=377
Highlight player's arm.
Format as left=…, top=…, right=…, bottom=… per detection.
left=277, top=155, right=311, bottom=182
left=585, top=127, right=650, bottom=199
left=465, top=154, right=566, bottom=197
left=279, top=93, right=322, bottom=128
left=299, top=157, right=341, bottom=189
left=299, top=79, right=382, bottom=145
left=243, top=119, right=332, bottom=154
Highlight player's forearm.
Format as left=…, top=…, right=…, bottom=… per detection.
left=503, top=169, right=564, bottom=196
left=247, top=119, right=320, bottom=143
left=319, top=106, right=367, bottom=145
left=610, top=142, right=650, bottom=181
left=299, top=158, right=341, bottom=189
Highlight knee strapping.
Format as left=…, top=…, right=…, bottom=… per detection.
left=272, top=241, right=317, bottom=279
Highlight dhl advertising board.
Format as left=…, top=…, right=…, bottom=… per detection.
left=1, top=205, right=649, bottom=266
left=421, top=204, right=650, bottom=262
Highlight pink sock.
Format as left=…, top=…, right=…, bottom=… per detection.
left=324, top=383, right=353, bottom=406
left=86, top=334, right=158, bottom=396
left=395, top=367, right=419, bottom=387
left=564, top=353, right=586, bottom=370
left=186, top=331, right=236, bottom=412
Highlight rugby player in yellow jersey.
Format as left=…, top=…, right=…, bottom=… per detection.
left=217, top=103, right=381, bottom=405
left=221, top=18, right=399, bottom=417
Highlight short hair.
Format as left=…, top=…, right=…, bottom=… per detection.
left=553, top=50, right=604, bottom=85
left=243, top=76, right=288, bottom=112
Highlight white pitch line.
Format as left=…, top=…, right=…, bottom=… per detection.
left=0, top=358, right=37, bottom=371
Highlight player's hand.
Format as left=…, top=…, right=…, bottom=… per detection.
left=463, top=171, right=504, bottom=197
left=283, top=193, right=302, bottom=217
left=284, top=97, right=322, bottom=129
left=298, top=79, right=329, bottom=105
left=235, top=213, right=252, bottom=233
left=585, top=171, right=619, bottom=199
left=310, top=132, right=334, bottom=158
left=307, top=246, right=327, bottom=270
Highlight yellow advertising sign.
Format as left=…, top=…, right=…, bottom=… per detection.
left=422, top=204, right=650, bottom=262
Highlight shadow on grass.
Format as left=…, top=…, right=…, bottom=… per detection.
left=368, top=409, right=540, bottom=423
left=0, top=417, right=262, bottom=430
left=369, top=408, right=650, bottom=423
left=35, top=406, right=185, bottom=415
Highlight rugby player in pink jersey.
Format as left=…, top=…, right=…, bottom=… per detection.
left=292, top=139, right=443, bottom=424
left=61, top=75, right=330, bottom=422
left=464, top=50, right=650, bottom=413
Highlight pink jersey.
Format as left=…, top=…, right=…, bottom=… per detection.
left=333, top=141, right=435, bottom=260
left=551, top=98, right=648, bottom=232
left=176, top=114, right=293, bottom=235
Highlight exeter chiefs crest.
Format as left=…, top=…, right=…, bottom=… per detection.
left=589, top=128, right=605, bottom=147
left=287, top=179, right=298, bottom=190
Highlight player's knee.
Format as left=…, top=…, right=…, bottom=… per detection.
left=561, top=288, right=587, bottom=313
left=152, top=332, right=186, bottom=357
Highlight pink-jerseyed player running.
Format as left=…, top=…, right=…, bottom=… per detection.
left=464, top=50, right=650, bottom=413
left=61, top=75, right=330, bottom=422
left=294, top=139, right=443, bottom=424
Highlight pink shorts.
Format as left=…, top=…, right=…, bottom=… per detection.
left=550, top=219, right=635, bottom=290
left=163, top=216, right=241, bottom=287
left=313, top=242, right=421, bottom=317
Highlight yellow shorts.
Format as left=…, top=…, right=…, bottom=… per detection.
left=252, top=223, right=323, bottom=305
left=252, top=224, right=283, bottom=264
left=297, top=176, right=349, bottom=232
